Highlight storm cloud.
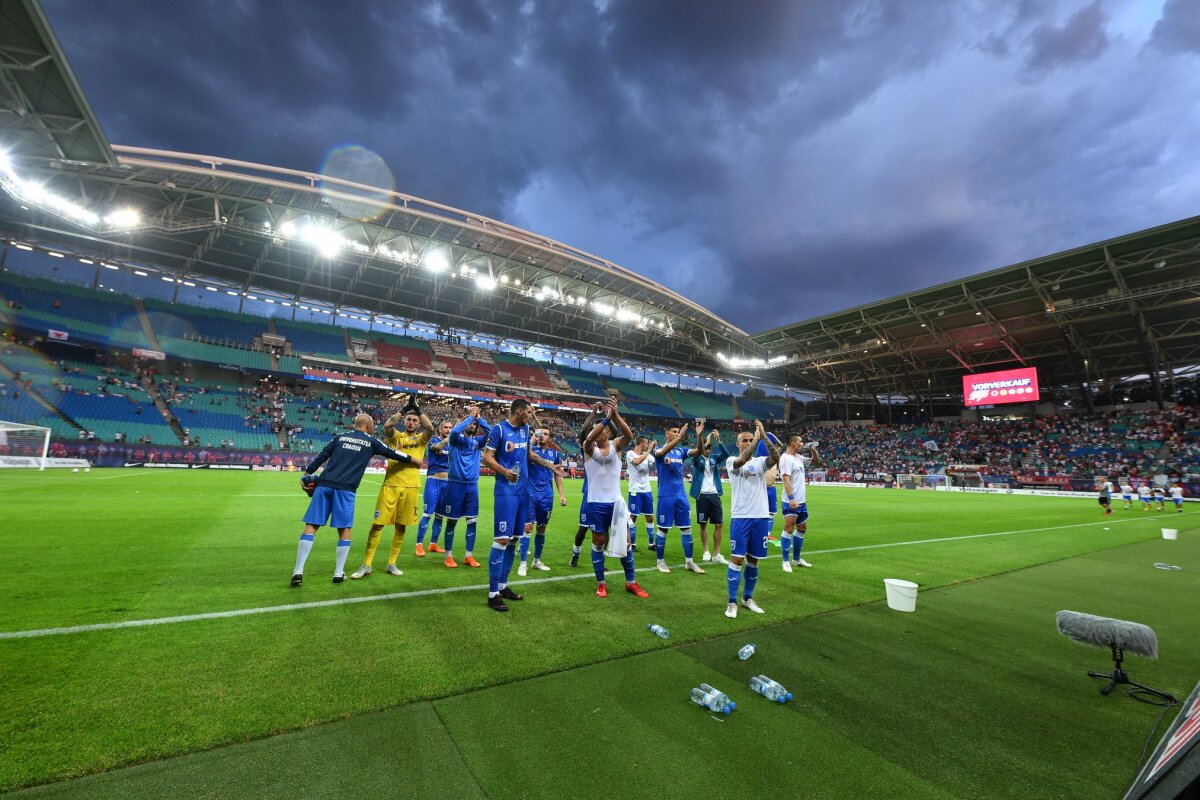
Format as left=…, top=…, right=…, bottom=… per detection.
left=42, top=0, right=1200, bottom=332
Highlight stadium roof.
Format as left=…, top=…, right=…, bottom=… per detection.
left=0, top=0, right=1197, bottom=407
left=0, top=0, right=113, bottom=166
left=0, top=2, right=760, bottom=380
left=751, top=216, right=1200, bottom=404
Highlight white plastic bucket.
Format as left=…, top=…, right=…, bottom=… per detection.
left=1162, top=528, right=1178, bottom=540
left=884, top=579, right=919, bottom=612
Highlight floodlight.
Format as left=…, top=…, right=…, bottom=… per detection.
left=104, top=208, right=141, bottom=229
left=423, top=249, right=449, bottom=271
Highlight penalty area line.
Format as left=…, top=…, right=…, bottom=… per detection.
left=1, top=512, right=1190, bottom=640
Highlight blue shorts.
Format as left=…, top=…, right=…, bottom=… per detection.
left=628, top=491, right=654, bottom=516
left=730, top=518, right=770, bottom=559
left=579, top=479, right=591, bottom=526
left=588, top=501, right=615, bottom=534
left=767, top=485, right=778, bottom=515
left=531, top=492, right=554, bottom=526
left=783, top=499, right=809, bottom=524
left=303, top=486, right=356, bottom=529
left=1173, top=498, right=1183, bottom=506
left=656, top=494, right=691, bottom=529
left=442, top=481, right=479, bottom=520
left=423, top=476, right=447, bottom=516
left=1122, top=494, right=1132, bottom=502
left=494, top=492, right=529, bottom=539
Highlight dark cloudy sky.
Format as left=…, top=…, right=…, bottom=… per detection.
left=42, top=0, right=1200, bottom=334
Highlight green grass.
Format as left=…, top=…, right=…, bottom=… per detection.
left=1, top=470, right=1197, bottom=797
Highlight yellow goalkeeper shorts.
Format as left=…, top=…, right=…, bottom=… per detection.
left=373, top=483, right=420, bottom=526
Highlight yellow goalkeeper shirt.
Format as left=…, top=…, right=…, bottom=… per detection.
left=382, top=428, right=430, bottom=488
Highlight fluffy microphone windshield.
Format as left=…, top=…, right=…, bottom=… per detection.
left=1055, top=610, right=1158, bottom=659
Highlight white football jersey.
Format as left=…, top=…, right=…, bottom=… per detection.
left=625, top=450, right=652, bottom=494
left=1120, top=483, right=1133, bottom=495
left=584, top=444, right=622, bottom=503
left=1138, top=485, right=1151, bottom=498
left=779, top=452, right=812, bottom=504
left=1170, top=486, right=1183, bottom=499
left=726, top=456, right=770, bottom=519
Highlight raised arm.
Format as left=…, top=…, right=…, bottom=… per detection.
left=609, top=402, right=634, bottom=451
left=429, top=436, right=450, bottom=453
left=759, top=421, right=781, bottom=470
left=685, top=419, right=705, bottom=458
left=654, top=424, right=688, bottom=459
left=732, top=427, right=763, bottom=470
left=418, top=411, right=435, bottom=436
left=807, top=443, right=821, bottom=468
left=382, top=411, right=403, bottom=438
left=628, top=448, right=652, bottom=466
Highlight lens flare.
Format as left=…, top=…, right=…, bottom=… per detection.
left=318, top=145, right=395, bottom=222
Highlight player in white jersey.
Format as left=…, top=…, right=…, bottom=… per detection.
left=1096, top=478, right=1113, bottom=516
left=1153, top=484, right=1166, bottom=511
left=1170, top=483, right=1184, bottom=512
left=625, top=437, right=655, bottom=552
left=723, top=420, right=781, bottom=619
left=581, top=400, right=646, bottom=599
left=1120, top=481, right=1134, bottom=509
left=1137, top=483, right=1152, bottom=511
left=778, top=435, right=820, bottom=571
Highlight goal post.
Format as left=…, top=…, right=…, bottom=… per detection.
left=0, top=421, right=52, bottom=470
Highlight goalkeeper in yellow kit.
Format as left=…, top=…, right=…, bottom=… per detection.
left=350, top=396, right=434, bottom=579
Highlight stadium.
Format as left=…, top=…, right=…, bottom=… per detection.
left=1, top=1, right=1199, bottom=798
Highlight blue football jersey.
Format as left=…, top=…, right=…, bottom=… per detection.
left=448, top=416, right=490, bottom=483
left=426, top=436, right=450, bottom=474
left=655, top=446, right=689, bottom=497
left=529, top=444, right=559, bottom=497
left=485, top=419, right=530, bottom=496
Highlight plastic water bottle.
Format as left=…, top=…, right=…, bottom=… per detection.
left=690, top=686, right=727, bottom=713
left=692, top=683, right=736, bottom=714
left=738, top=643, right=756, bottom=660
left=749, top=675, right=792, bottom=703
left=647, top=624, right=669, bottom=639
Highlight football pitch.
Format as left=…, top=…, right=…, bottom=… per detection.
left=1, top=470, right=1197, bottom=799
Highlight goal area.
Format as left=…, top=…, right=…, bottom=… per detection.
left=0, top=421, right=52, bottom=470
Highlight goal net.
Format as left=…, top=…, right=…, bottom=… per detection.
left=0, top=421, right=51, bottom=470
left=896, top=473, right=950, bottom=490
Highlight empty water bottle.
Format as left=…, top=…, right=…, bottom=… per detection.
left=738, top=643, right=756, bottom=660
left=647, top=624, right=669, bottom=639
left=749, top=675, right=792, bottom=703
left=692, top=683, right=736, bottom=714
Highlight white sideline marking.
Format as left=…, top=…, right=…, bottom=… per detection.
left=1, top=512, right=1192, bottom=641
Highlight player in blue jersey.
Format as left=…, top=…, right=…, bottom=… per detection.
left=570, top=404, right=602, bottom=568
left=414, top=418, right=453, bottom=557
left=480, top=399, right=564, bottom=611
left=440, top=406, right=492, bottom=569
left=290, top=414, right=414, bottom=587
left=517, top=425, right=567, bottom=576
left=652, top=419, right=707, bottom=574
